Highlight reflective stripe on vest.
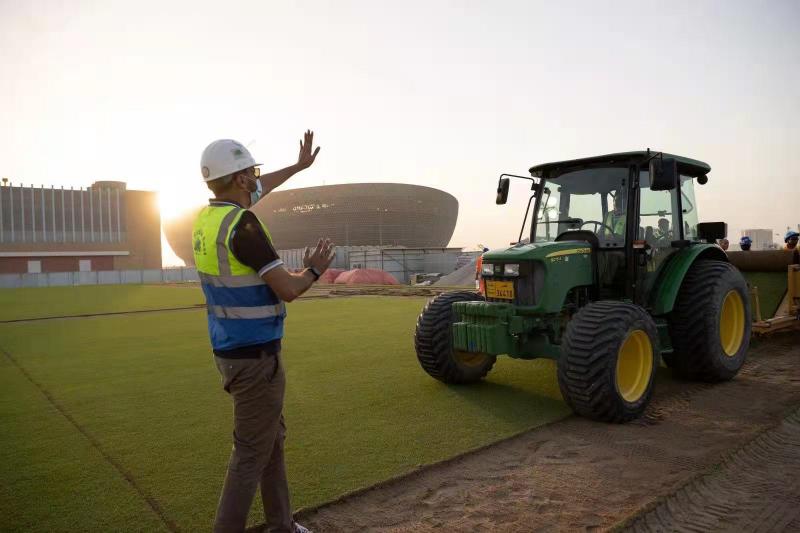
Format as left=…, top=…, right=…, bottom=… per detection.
left=192, top=205, right=285, bottom=351
left=209, top=304, right=285, bottom=319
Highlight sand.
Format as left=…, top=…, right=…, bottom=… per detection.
left=284, top=333, right=800, bottom=532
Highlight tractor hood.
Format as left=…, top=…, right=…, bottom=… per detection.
left=483, top=240, right=592, bottom=262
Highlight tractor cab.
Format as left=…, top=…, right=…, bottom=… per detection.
left=496, top=151, right=720, bottom=305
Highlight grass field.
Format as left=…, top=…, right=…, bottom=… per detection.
left=0, top=288, right=569, bottom=532
left=0, top=285, right=204, bottom=321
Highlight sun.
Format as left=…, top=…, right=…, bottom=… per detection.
left=158, top=185, right=207, bottom=221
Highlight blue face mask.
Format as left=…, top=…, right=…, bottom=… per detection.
left=248, top=178, right=262, bottom=207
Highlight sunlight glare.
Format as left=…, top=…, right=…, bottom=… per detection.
left=159, top=185, right=207, bottom=221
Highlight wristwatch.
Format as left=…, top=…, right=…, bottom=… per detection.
left=307, top=267, right=322, bottom=281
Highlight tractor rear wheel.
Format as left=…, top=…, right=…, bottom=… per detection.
left=667, top=260, right=751, bottom=381
left=414, top=291, right=496, bottom=384
left=558, top=301, right=659, bottom=423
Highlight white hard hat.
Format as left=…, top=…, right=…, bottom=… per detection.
left=200, top=139, right=261, bottom=182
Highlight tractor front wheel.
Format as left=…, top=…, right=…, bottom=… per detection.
left=414, top=291, right=496, bottom=384
left=667, top=260, right=751, bottom=381
left=558, top=301, right=659, bottom=423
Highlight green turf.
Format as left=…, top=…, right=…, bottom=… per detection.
left=0, top=296, right=569, bottom=532
left=741, top=272, right=788, bottom=319
left=0, top=285, right=204, bottom=321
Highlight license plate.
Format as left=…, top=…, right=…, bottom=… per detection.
left=486, top=280, right=514, bottom=300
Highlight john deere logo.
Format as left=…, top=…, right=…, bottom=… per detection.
left=232, top=147, right=244, bottom=158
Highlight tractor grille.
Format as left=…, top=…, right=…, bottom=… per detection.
left=484, top=261, right=541, bottom=306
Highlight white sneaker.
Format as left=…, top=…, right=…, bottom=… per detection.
left=294, top=523, right=312, bottom=533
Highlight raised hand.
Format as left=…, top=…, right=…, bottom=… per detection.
left=307, top=238, right=335, bottom=273
left=297, top=130, right=321, bottom=170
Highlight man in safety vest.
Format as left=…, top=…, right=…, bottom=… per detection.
left=194, top=132, right=332, bottom=533
left=602, top=189, right=627, bottom=238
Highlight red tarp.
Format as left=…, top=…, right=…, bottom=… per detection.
left=318, top=268, right=344, bottom=284
left=334, top=268, right=400, bottom=285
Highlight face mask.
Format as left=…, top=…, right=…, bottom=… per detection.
left=248, top=178, right=262, bottom=207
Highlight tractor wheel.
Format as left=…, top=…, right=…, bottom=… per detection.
left=414, top=291, right=496, bottom=384
left=558, top=301, right=659, bottom=423
left=667, top=260, right=750, bottom=381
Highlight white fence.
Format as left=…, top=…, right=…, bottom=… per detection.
left=278, top=246, right=462, bottom=283
left=0, top=246, right=465, bottom=288
left=0, top=267, right=199, bottom=288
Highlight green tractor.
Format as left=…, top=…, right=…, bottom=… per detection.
left=414, top=151, right=750, bottom=423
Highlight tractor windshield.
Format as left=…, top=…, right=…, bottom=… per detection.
left=534, top=167, right=628, bottom=248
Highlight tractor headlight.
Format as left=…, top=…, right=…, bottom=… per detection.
left=504, top=263, right=520, bottom=276
left=481, top=263, right=495, bottom=276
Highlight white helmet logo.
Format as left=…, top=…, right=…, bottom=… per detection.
left=202, top=166, right=210, bottom=179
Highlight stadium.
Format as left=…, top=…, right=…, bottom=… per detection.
left=163, top=183, right=459, bottom=265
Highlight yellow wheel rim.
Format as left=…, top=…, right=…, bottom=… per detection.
left=454, top=350, right=489, bottom=368
left=615, top=330, right=654, bottom=403
left=719, top=290, right=745, bottom=356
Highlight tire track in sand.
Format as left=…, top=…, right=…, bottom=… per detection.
left=624, top=406, right=800, bottom=533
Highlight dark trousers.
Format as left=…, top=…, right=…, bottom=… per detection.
left=213, top=352, right=293, bottom=533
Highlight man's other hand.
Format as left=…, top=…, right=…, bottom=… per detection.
left=297, top=130, right=321, bottom=170
left=307, top=238, right=335, bottom=273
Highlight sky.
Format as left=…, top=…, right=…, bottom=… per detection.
left=1, top=0, right=798, bottom=265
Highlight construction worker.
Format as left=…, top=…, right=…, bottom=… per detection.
left=475, top=247, right=490, bottom=294
left=194, top=132, right=331, bottom=533
left=718, top=238, right=729, bottom=251
left=602, top=189, right=627, bottom=238
left=740, top=236, right=752, bottom=251
left=785, top=230, right=799, bottom=251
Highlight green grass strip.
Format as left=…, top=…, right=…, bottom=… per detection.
left=0, top=285, right=204, bottom=321
left=741, top=272, right=788, bottom=319
left=0, top=296, right=569, bottom=531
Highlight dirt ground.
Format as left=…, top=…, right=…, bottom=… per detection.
left=285, top=333, right=800, bottom=532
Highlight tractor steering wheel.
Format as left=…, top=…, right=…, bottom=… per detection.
left=581, top=220, right=617, bottom=235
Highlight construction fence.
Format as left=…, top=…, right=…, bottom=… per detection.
left=0, top=246, right=464, bottom=288
left=0, top=268, right=199, bottom=288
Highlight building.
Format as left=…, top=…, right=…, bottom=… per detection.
left=0, top=181, right=161, bottom=273
left=163, top=183, right=459, bottom=266
left=742, top=229, right=773, bottom=251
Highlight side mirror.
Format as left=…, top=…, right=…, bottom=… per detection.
left=697, top=222, right=727, bottom=243
left=496, top=177, right=510, bottom=205
left=649, top=157, right=678, bottom=191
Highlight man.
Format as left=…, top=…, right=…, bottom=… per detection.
left=740, top=236, right=752, bottom=251
left=602, top=190, right=626, bottom=238
left=654, top=218, right=672, bottom=244
left=785, top=230, right=799, bottom=251
left=193, top=132, right=332, bottom=533
left=718, top=238, right=729, bottom=251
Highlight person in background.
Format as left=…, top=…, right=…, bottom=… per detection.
left=603, top=189, right=627, bottom=238
left=718, top=238, right=729, bottom=251
left=740, top=236, right=752, bottom=251
left=785, top=230, right=799, bottom=251
left=654, top=218, right=672, bottom=243
left=475, top=247, right=490, bottom=293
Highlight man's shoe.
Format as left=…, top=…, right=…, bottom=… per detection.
left=293, top=523, right=312, bottom=533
